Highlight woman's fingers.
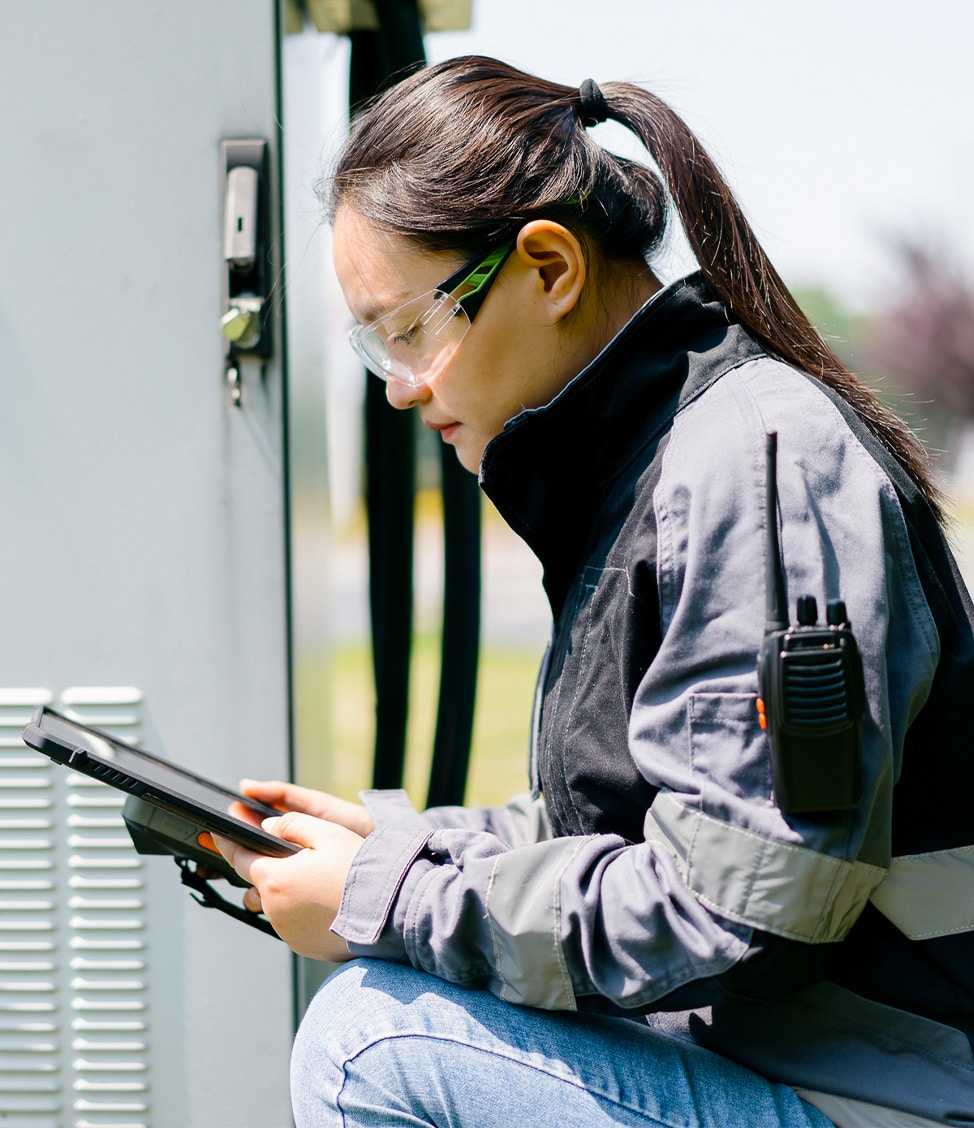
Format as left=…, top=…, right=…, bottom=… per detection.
left=238, top=780, right=376, bottom=837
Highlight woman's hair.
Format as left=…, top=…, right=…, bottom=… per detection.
left=327, top=55, right=942, bottom=517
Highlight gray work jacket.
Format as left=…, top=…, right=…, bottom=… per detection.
left=333, top=276, right=974, bottom=1125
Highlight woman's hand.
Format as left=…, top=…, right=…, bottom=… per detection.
left=234, top=779, right=376, bottom=839
left=212, top=812, right=365, bottom=962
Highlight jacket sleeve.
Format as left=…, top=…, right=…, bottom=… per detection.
left=361, top=788, right=553, bottom=847
left=332, top=361, right=942, bottom=1012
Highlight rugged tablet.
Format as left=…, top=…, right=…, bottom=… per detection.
left=21, top=706, right=300, bottom=935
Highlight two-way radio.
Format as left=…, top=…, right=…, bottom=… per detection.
left=755, top=432, right=865, bottom=814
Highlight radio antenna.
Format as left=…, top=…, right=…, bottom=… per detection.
left=765, top=432, right=789, bottom=633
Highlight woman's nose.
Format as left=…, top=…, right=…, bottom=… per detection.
left=385, top=378, right=431, bottom=411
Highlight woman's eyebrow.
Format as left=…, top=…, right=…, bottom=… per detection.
left=357, top=287, right=418, bottom=326
left=358, top=303, right=383, bottom=325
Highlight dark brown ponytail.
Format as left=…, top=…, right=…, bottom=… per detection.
left=328, top=56, right=943, bottom=519
left=600, top=81, right=943, bottom=519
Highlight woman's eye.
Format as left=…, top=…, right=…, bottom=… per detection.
left=390, top=324, right=421, bottom=347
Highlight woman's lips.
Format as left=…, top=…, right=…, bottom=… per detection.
left=426, top=420, right=461, bottom=443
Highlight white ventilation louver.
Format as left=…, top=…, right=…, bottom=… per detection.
left=1, top=687, right=152, bottom=1128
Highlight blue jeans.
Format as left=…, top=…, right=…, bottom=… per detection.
left=290, top=960, right=834, bottom=1127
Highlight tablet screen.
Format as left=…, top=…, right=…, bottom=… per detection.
left=24, top=707, right=298, bottom=857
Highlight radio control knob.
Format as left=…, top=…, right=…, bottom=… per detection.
left=796, top=595, right=818, bottom=626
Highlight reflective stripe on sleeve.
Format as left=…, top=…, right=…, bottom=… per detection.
left=485, top=837, right=590, bottom=1010
left=646, top=791, right=887, bottom=943
left=870, top=844, right=974, bottom=940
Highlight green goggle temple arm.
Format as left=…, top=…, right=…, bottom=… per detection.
left=441, top=241, right=515, bottom=321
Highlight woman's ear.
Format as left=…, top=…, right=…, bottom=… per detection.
left=514, top=220, right=587, bottom=323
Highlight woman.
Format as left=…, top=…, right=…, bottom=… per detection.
left=216, top=57, right=974, bottom=1126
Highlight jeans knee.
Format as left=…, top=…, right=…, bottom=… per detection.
left=290, top=959, right=439, bottom=1126
left=293, top=960, right=373, bottom=1070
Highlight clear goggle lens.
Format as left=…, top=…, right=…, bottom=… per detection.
left=349, top=289, right=472, bottom=386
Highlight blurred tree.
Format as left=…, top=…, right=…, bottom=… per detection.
left=862, top=242, right=974, bottom=455
left=794, top=285, right=871, bottom=371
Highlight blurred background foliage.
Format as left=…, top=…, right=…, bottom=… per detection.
left=799, top=239, right=974, bottom=472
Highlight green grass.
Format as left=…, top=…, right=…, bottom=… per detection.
left=294, top=634, right=543, bottom=812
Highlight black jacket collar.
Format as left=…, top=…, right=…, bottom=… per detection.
left=479, top=274, right=764, bottom=587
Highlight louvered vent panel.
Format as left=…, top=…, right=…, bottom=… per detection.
left=0, top=688, right=152, bottom=1128
left=0, top=688, right=60, bottom=1127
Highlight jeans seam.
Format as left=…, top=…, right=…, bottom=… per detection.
left=335, top=1030, right=692, bottom=1127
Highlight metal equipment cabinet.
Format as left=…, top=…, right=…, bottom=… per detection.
left=0, top=3, right=295, bottom=1124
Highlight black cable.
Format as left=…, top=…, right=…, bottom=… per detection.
left=351, top=2, right=482, bottom=805
left=348, top=25, right=420, bottom=792
left=426, top=444, right=481, bottom=807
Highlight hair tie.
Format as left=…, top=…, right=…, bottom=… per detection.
left=578, top=78, right=609, bottom=127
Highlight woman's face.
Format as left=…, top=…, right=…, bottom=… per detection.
left=332, top=207, right=587, bottom=474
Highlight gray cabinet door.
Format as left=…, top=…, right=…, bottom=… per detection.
left=0, top=4, right=294, bottom=1124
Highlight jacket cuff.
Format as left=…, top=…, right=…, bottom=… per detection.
left=333, top=824, right=434, bottom=955
left=359, top=788, right=426, bottom=829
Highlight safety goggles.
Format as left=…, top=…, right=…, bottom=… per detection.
left=348, top=241, right=515, bottom=386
